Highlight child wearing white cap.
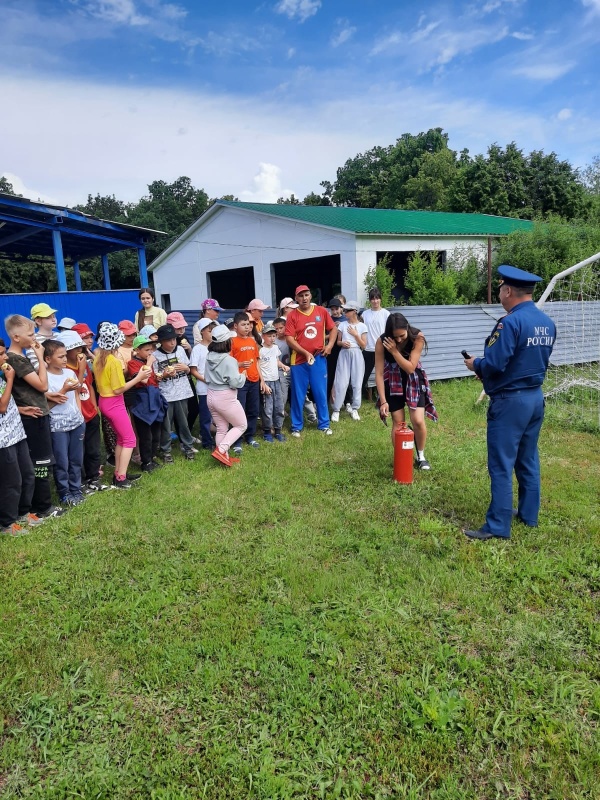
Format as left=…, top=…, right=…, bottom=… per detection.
left=189, top=318, right=217, bottom=449
left=204, top=325, right=247, bottom=467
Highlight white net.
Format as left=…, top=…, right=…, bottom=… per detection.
left=539, top=254, right=600, bottom=431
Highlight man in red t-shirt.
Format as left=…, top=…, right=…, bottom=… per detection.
left=285, top=285, right=337, bottom=436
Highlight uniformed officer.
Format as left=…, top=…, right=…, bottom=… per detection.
left=463, top=265, right=556, bottom=540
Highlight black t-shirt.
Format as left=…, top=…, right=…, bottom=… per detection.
left=6, top=352, right=49, bottom=415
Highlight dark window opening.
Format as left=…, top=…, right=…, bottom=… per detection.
left=271, top=254, right=341, bottom=308
left=161, top=294, right=171, bottom=313
left=207, top=266, right=255, bottom=309
left=377, top=251, right=446, bottom=304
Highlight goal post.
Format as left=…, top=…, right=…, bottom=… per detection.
left=539, top=252, right=600, bottom=430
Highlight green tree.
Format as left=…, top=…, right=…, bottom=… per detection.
left=0, top=176, right=20, bottom=195
left=494, top=219, right=600, bottom=294
left=404, top=251, right=459, bottom=305
left=302, top=192, right=330, bottom=206
left=363, top=253, right=396, bottom=306
left=276, top=194, right=301, bottom=205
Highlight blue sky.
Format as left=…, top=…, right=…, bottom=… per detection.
left=1, top=0, right=599, bottom=207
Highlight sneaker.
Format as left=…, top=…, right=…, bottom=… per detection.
left=1, top=523, right=28, bottom=537
left=112, top=475, right=132, bottom=489
left=211, top=448, right=232, bottom=467
left=274, top=433, right=287, bottom=442
left=192, top=436, right=201, bottom=444
left=184, top=450, right=195, bottom=461
left=18, top=513, right=45, bottom=527
left=307, top=415, right=317, bottom=424
left=160, top=452, right=174, bottom=464
left=345, top=403, right=353, bottom=414
left=126, top=472, right=142, bottom=481
left=181, top=444, right=199, bottom=454
left=321, top=428, right=333, bottom=436
left=141, top=461, right=159, bottom=473
left=246, top=439, right=260, bottom=448
left=350, top=409, right=361, bottom=421
left=86, top=479, right=109, bottom=492
left=291, top=431, right=301, bottom=438
left=38, top=505, right=66, bottom=519
left=232, top=445, right=243, bottom=455
left=415, top=458, right=431, bottom=471
left=263, top=433, right=274, bottom=443
left=71, top=495, right=85, bottom=506
left=330, top=411, right=340, bottom=423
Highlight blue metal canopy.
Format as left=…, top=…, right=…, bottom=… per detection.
left=0, top=192, right=165, bottom=291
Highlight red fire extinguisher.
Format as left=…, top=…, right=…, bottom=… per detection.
left=393, top=423, right=414, bottom=484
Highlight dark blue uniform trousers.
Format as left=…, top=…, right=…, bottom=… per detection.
left=290, top=355, right=330, bottom=432
left=483, top=388, right=544, bottom=538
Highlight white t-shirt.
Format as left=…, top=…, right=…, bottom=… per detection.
left=337, top=320, right=368, bottom=349
left=47, top=368, right=84, bottom=432
left=152, top=346, right=193, bottom=402
left=189, top=343, right=209, bottom=396
left=259, top=344, right=281, bottom=382
left=362, top=308, right=390, bottom=352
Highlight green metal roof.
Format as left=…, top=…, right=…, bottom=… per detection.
left=218, top=200, right=534, bottom=236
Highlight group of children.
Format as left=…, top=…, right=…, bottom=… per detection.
left=0, top=289, right=436, bottom=534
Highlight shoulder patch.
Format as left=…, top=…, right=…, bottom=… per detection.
left=487, top=331, right=500, bottom=347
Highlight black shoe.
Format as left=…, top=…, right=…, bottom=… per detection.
left=415, top=458, right=431, bottom=470
left=126, top=472, right=142, bottom=481
left=38, top=505, right=66, bottom=518
left=464, top=528, right=494, bottom=540
left=184, top=450, right=195, bottom=460
left=112, top=475, right=132, bottom=489
left=141, top=462, right=158, bottom=473
left=160, top=452, right=174, bottom=464
left=86, top=478, right=109, bottom=492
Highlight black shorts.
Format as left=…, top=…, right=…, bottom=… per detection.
left=20, top=414, right=55, bottom=467
left=384, top=372, right=426, bottom=413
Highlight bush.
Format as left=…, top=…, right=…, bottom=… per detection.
left=404, top=251, right=460, bottom=305
left=363, top=253, right=397, bottom=306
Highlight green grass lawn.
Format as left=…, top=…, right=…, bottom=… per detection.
left=1, top=379, right=599, bottom=799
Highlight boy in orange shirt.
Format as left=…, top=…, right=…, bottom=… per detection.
left=229, top=312, right=266, bottom=454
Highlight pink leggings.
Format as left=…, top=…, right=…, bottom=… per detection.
left=207, top=388, right=247, bottom=452
left=98, top=395, right=137, bottom=448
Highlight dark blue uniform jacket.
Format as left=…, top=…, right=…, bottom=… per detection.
left=474, top=301, right=556, bottom=396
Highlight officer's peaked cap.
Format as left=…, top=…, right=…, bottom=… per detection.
left=498, top=264, right=542, bottom=289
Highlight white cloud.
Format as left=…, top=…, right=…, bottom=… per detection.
left=581, top=0, right=600, bottom=13
left=274, top=0, right=321, bottom=23
left=72, top=0, right=187, bottom=26
left=510, top=31, right=534, bottom=40
left=513, top=61, right=576, bottom=80
left=239, top=163, right=294, bottom=202
left=330, top=19, right=357, bottom=48
left=557, top=108, right=572, bottom=121
left=1, top=74, right=597, bottom=211
left=371, top=18, right=509, bottom=68
left=73, top=0, right=149, bottom=26
left=370, top=32, right=402, bottom=56
left=0, top=172, right=62, bottom=206
left=481, top=0, right=523, bottom=12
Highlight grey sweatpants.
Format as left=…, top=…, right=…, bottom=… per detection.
left=332, top=348, right=365, bottom=411
left=261, top=379, right=285, bottom=432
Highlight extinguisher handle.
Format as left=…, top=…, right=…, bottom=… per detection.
left=461, top=350, right=471, bottom=359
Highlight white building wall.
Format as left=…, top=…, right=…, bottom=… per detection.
left=153, top=206, right=357, bottom=309
left=355, top=235, right=489, bottom=302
